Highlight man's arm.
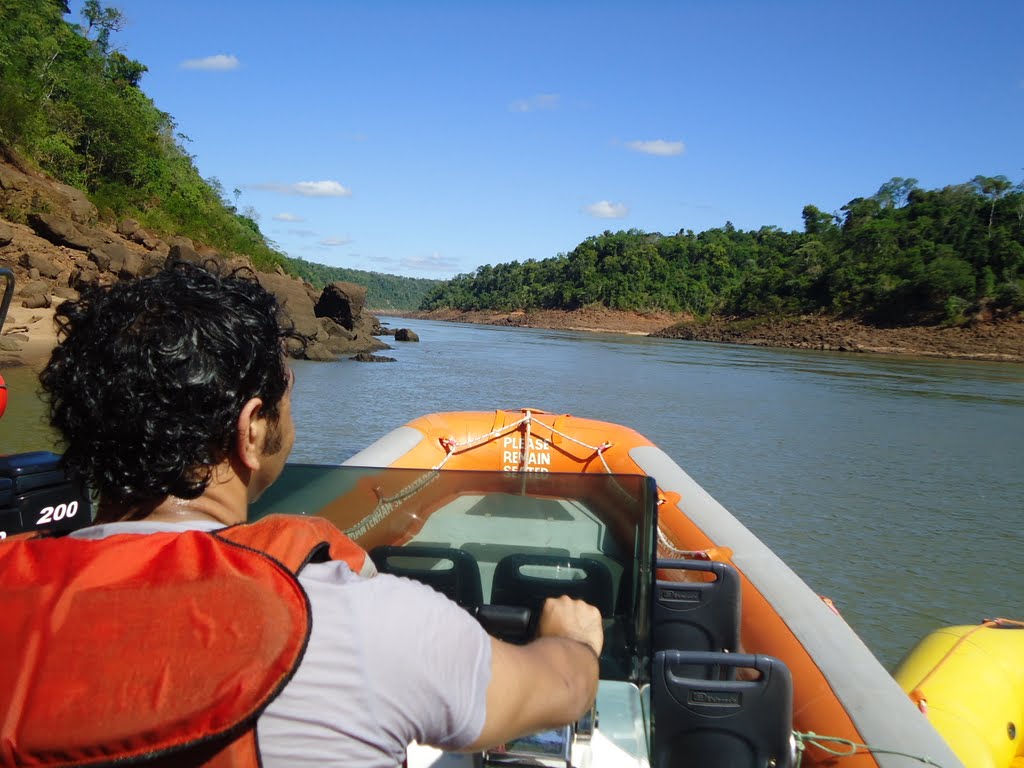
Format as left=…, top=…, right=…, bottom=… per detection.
left=460, top=595, right=604, bottom=751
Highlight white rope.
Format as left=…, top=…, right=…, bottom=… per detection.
left=430, top=409, right=612, bottom=471
left=431, top=413, right=533, bottom=470
left=345, top=469, right=442, bottom=539
left=352, top=410, right=697, bottom=557
left=656, top=521, right=703, bottom=558
left=542, top=419, right=608, bottom=451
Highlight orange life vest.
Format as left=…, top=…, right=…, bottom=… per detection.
left=0, top=514, right=372, bottom=767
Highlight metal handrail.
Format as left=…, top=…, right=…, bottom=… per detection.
left=0, top=267, right=12, bottom=422
left=0, top=267, right=13, bottom=331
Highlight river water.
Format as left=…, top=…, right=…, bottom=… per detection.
left=3, top=316, right=1022, bottom=668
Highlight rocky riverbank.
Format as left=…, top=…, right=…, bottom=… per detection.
left=651, top=314, right=1024, bottom=362
left=0, top=158, right=391, bottom=368
left=401, top=307, right=1024, bottom=363
left=398, top=307, right=686, bottom=335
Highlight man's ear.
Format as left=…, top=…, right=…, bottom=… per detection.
left=236, top=397, right=267, bottom=471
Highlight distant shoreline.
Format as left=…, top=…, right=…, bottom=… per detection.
left=388, top=308, right=1024, bottom=364
left=7, top=305, right=1021, bottom=369
left=380, top=307, right=682, bottom=336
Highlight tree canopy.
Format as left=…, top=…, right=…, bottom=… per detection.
left=421, top=177, right=1024, bottom=324
left=286, top=257, right=442, bottom=310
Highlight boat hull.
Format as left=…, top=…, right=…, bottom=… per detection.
left=345, top=408, right=963, bottom=768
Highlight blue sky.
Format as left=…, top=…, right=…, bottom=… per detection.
left=76, top=1, right=1022, bottom=279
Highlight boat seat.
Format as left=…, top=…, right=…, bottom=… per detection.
left=651, top=650, right=793, bottom=768
left=369, top=545, right=484, bottom=609
left=490, top=553, right=614, bottom=617
left=652, top=558, right=741, bottom=677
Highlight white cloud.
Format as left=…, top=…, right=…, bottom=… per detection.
left=401, top=251, right=460, bottom=272
left=273, top=212, right=305, bottom=222
left=319, top=236, right=353, bottom=247
left=585, top=201, right=629, bottom=219
left=180, top=54, right=240, bottom=71
left=509, top=93, right=560, bottom=112
left=294, top=180, right=352, bottom=197
left=627, top=139, right=685, bottom=157
left=246, top=180, right=352, bottom=197
left=289, top=229, right=318, bottom=238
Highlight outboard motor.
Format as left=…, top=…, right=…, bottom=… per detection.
left=0, top=452, right=92, bottom=540
left=0, top=269, right=92, bottom=540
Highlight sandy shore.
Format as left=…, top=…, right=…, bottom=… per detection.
left=1, top=303, right=61, bottom=369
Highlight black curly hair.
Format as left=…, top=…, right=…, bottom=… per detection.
left=40, top=261, right=300, bottom=507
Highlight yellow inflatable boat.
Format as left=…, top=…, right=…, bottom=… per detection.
left=894, top=619, right=1024, bottom=768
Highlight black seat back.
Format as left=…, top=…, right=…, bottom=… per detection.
left=370, top=546, right=483, bottom=609
left=491, top=553, right=614, bottom=617
left=652, top=558, right=741, bottom=677
left=651, top=651, right=793, bottom=768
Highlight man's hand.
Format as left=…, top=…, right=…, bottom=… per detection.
left=459, top=596, right=604, bottom=752
left=537, top=595, right=604, bottom=659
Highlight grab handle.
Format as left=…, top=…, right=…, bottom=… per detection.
left=0, top=268, right=13, bottom=330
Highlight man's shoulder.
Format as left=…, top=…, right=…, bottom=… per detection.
left=70, top=520, right=223, bottom=539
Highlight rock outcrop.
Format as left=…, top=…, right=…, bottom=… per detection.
left=310, top=281, right=390, bottom=358
left=316, top=281, right=366, bottom=330
left=28, top=213, right=102, bottom=251
left=0, top=161, right=98, bottom=224
left=257, top=272, right=322, bottom=339
left=0, top=157, right=393, bottom=365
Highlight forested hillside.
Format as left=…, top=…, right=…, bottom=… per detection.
left=286, top=257, right=441, bottom=310
left=0, top=0, right=295, bottom=269
left=422, top=177, right=1024, bottom=325
left=0, top=0, right=433, bottom=310
left=5, top=2, right=1021, bottom=326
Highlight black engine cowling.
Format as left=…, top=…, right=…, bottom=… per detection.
left=0, top=451, right=92, bottom=539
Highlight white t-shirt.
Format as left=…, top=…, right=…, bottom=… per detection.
left=72, top=521, right=493, bottom=767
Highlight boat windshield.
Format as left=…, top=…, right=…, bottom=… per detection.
left=251, top=465, right=658, bottom=683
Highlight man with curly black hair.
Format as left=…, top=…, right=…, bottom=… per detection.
left=40, top=261, right=299, bottom=519
left=3, top=261, right=603, bottom=768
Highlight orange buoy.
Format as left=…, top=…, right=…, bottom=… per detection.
left=0, top=372, right=7, bottom=419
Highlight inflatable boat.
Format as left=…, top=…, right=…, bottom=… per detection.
left=3, top=398, right=1020, bottom=767
left=245, top=408, right=1023, bottom=768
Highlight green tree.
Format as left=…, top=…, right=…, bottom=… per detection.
left=874, top=177, right=919, bottom=208
left=80, top=0, right=123, bottom=52
left=972, top=175, right=1013, bottom=238
left=801, top=204, right=838, bottom=236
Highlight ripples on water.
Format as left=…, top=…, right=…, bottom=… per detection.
left=3, top=318, right=1022, bottom=668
